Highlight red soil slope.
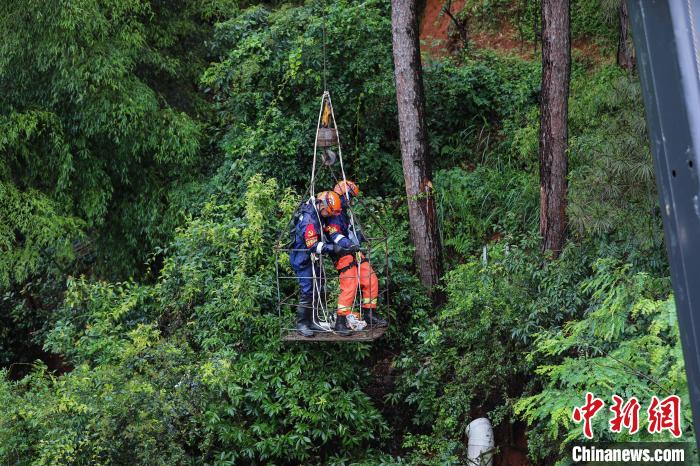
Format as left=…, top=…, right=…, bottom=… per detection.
left=419, top=0, right=608, bottom=62
left=420, top=0, right=532, bottom=60
left=420, top=0, right=465, bottom=57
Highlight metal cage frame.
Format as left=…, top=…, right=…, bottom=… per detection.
left=275, top=222, right=390, bottom=342
left=275, top=91, right=390, bottom=342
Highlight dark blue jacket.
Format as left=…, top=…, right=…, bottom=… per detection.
left=290, top=202, right=330, bottom=271
left=324, top=198, right=363, bottom=247
left=323, top=210, right=355, bottom=250
left=322, top=200, right=367, bottom=265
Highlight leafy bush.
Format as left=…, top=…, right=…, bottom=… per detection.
left=392, top=243, right=534, bottom=464
left=510, top=0, right=617, bottom=47
left=423, top=53, right=540, bottom=171
left=568, top=67, right=663, bottom=260
left=0, top=0, right=214, bottom=280
left=0, top=0, right=243, bottom=376
left=391, top=236, right=687, bottom=464
left=435, top=166, right=538, bottom=259
left=385, top=55, right=680, bottom=462
left=1, top=176, right=391, bottom=464
left=0, top=344, right=205, bottom=465
left=516, top=259, right=688, bottom=463
left=202, top=1, right=399, bottom=194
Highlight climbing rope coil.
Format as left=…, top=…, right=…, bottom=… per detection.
left=275, top=92, right=390, bottom=341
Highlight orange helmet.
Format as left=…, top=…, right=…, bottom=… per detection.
left=316, top=191, right=342, bottom=217
left=333, top=180, right=360, bottom=199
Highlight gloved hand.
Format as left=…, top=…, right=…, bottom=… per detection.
left=320, top=242, right=336, bottom=254
left=330, top=243, right=360, bottom=255
left=331, top=243, right=348, bottom=255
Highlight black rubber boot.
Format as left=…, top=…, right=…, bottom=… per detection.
left=363, top=308, right=388, bottom=328
left=296, top=296, right=314, bottom=337
left=334, top=314, right=351, bottom=336
left=298, top=294, right=325, bottom=332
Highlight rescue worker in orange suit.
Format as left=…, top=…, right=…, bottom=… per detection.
left=290, top=191, right=357, bottom=337
left=323, top=180, right=388, bottom=329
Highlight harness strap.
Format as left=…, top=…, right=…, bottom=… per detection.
left=336, top=255, right=368, bottom=274
left=337, top=260, right=356, bottom=274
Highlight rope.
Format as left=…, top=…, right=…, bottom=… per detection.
left=310, top=91, right=328, bottom=199
left=309, top=94, right=341, bottom=332
left=325, top=92, right=365, bottom=316
left=307, top=91, right=370, bottom=327
left=325, top=93, right=358, bottom=240
left=322, top=0, right=328, bottom=92
left=311, top=254, right=334, bottom=330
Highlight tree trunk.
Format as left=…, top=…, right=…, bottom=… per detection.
left=617, top=0, right=635, bottom=72
left=539, top=0, right=570, bottom=257
left=391, top=0, right=443, bottom=297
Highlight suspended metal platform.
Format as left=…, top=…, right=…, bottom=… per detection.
left=281, top=326, right=388, bottom=342
left=275, top=254, right=390, bottom=343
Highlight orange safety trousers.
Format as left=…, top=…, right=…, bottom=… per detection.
left=336, top=254, right=378, bottom=316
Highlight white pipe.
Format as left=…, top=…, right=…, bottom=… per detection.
left=466, top=417, right=495, bottom=466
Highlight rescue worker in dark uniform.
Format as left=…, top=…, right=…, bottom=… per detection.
left=290, top=190, right=356, bottom=337
left=323, top=180, right=388, bottom=329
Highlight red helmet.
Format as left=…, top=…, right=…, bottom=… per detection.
left=333, top=180, right=360, bottom=199
left=316, top=191, right=342, bottom=217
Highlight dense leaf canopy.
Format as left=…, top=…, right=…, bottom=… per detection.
left=0, top=1, right=692, bottom=464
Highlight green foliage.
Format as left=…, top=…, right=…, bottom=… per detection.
left=0, top=346, right=204, bottom=465
left=570, top=0, right=618, bottom=44
left=0, top=183, right=83, bottom=287
left=1, top=176, right=389, bottom=464
left=0, top=0, right=219, bottom=368
left=0, top=0, right=210, bottom=279
left=386, top=52, right=679, bottom=464
left=0, top=182, right=83, bottom=367
left=392, top=235, right=684, bottom=464
left=510, top=0, right=617, bottom=47
left=461, top=0, right=511, bottom=29
left=201, top=3, right=540, bottom=201
left=515, top=260, right=689, bottom=463
left=503, top=65, right=665, bottom=270
left=202, top=0, right=399, bottom=193
left=393, top=244, right=533, bottom=464
left=436, top=166, right=538, bottom=258
left=568, top=67, right=662, bottom=257
left=424, top=53, right=540, bottom=170
left=390, top=234, right=589, bottom=463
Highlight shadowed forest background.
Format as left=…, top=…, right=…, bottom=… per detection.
left=0, top=0, right=694, bottom=464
